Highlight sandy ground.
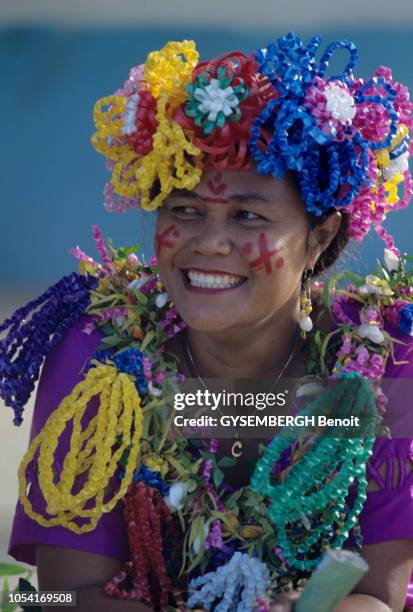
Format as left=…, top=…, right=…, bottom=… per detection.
left=0, top=292, right=39, bottom=586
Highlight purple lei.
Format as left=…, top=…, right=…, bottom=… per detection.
left=0, top=273, right=97, bottom=425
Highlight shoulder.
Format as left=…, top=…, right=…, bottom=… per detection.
left=30, top=314, right=104, bottom=439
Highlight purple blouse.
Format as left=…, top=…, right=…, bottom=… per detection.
left=8, top=315, right=413, bottom=606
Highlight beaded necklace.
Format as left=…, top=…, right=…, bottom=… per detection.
left=2, top=229, right=413, bottom=611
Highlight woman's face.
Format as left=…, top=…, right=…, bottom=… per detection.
left=155, top=167, right=327, bottom=334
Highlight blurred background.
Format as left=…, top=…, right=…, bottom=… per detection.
left=0, top=0, right=412, bottom=573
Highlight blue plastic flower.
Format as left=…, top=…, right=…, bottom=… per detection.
left=90, top=347, right=148, bottom=393
left=399, top=304, right=413, bottom=336
left=117, top=464, right=169, bottom=496
left=249, top=33, right=400, bottom=217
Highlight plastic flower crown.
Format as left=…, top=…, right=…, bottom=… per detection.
left=91, top=34, right=413, bottom=250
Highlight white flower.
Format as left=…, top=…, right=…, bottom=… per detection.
left=382, top=151, right=409, bottom=181
left=324, top=83, right=356, bottom=124
left=357, top=324, right=385, bottom=345
left=148, top=381, right=162, bottom=397
left=164, top=482, right=187, bottom=511
left=358, top=275, right=393, bottom=296
left=192, top=536, right=202, bottom=555
left=114, top=316, right=126, bottom=326
left=194, top=79, right=239, bottom=122
left=155, top=291, right=169, bottom=308
left=296, top=382, right=325, bottom=398
left=127, top=273, right=151, bottom=290
left=384, top=248, right=400, bottom=272
left=121, top=93, right=139, bottom=135
left=192, top=524, right=209, bottom=555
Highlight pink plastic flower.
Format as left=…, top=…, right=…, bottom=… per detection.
left=384, top=299, right=409, bottom=328
left=305, top=77, right=356, bottom=141
left=375, top=387, right=388, bottom=416
left=341, top=348, right=385, bottom=380
left=336, top=335, right=355, bottom=357
left=359, top=307, right=381, bottom=326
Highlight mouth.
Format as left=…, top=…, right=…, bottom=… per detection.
left=181, top=268, right=247, bottom=292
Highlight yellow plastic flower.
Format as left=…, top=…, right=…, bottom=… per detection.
left=143, top=40, right=199, bottom=106
left=18, top=363, right=143, bottom=533
left=145, top=454, right=168, bottom=478
left=136, top=94, right=202, bottom=211
left=374, top=124, right=409, bottom=169
left=91, top=40, right=202, bottom=211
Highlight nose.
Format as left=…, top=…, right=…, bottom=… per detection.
left=191, top=218, right=232, bottom=257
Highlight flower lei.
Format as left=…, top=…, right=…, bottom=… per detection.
left=1, top=228, right=413, bottom=611
left=91, top=33, right=413, bottom=253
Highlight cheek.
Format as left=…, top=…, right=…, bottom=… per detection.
left=241, top=232, right=285, bottom=275
left=154, top=223, right=181, bottom=256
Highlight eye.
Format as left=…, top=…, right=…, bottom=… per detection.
left=234, top=210, right=267, bottom=221
left=169, top=205, right=203, bottom=218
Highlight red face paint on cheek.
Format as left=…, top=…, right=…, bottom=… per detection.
left=202, top=172, right=229, bottom=204
left=155, top=224, right=180, bottom=255
left=241, top=233, right=281, bottom=274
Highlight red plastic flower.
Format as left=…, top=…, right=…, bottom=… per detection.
left=175, top=52, right=277, bottom=169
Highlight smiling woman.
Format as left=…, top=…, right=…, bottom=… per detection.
left=2, top=33, right=413, bottom=612
left=155, top=168, right=340, bottom=343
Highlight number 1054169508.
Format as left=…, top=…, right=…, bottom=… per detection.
left=5, top=591, right=76, bottom=607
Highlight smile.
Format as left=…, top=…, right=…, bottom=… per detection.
left=183, top=269, right=246, bottom=290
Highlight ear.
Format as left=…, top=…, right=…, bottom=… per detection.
left=305, top=211, right=342, bottom=269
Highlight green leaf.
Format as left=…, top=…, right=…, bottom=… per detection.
left=140, top=330, right=155, bottom=352
left=0, top=563, right=26, bottom=576
left=200, top=451, right=216, bottom=463
left=226, top=489, right=243, bottom=508
left=99, top=334, right=124, bottom=348
left=133, top=290, right=148, bottom=305
left=213, top=467, right=224, bottom=489
left=382, top=267, right=390, bottom=282
left=191, top=459, right=203, bottom=474
left=188, top=516, right=202, bottom=550
left=185, top=549, right=205, bottom=574
left=186, top=479, right=198, bottom=493
left=167, top=455, right=187, bottom=477
left=1, top=577, right=10, bottom=609
left=217, top=457, right=236, bottom=468
left=1, top=601, right=18, bottom=612
left=117, top=244, right=142, bottom=259
left=343, top=271, right=363, bottom=286
left=255, top=540, right=263, bottom=558
left=155, top=324, right=165, bottom=346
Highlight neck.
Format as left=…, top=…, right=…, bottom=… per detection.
left=185, top=295, right=303, bottom=380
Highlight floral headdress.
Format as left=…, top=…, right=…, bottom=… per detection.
left=92, top=33, right=412, bottom=253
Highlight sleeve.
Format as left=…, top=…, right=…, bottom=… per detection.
left=356, top=330, right=413, bottom=546
left=344, top=332, right=413, bottom=607
left=7, top=314, right=130, bottom=566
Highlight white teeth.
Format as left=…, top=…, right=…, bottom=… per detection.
left=187, top=270, right=244, bottom=289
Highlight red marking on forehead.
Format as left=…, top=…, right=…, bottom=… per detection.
left=241, top=233, right=280, bottom=274
left=207, top=171, right=227, bottom=197
left=155, top=224, right=180, bottom=254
